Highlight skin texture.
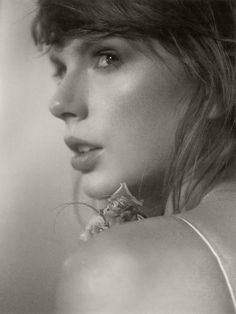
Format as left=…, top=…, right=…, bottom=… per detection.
left=56, top=201, right=236, bottom=314
left=49, top=37, right=195, bottom=215
left=48, top=37, right=236, bottom=313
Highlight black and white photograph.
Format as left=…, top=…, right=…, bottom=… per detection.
left=1, top=0, right=236, bottom=313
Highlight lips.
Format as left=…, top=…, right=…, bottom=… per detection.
left=64, top=136, right=103, bottom=172
left=71, top=148, right=103, bottom=172
left=77, top=145, right=98, bottom=154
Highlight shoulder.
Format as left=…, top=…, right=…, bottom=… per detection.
left=56, top=215, right=234, bottom=314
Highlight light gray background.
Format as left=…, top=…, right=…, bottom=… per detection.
left=0, top=1, right=84, bottom=313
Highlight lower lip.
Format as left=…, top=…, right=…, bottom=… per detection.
left=71, top=148, right=103, bottom=172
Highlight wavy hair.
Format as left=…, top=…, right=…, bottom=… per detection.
left=32, top=0, right=236, bottom=213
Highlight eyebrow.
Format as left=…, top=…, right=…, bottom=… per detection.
left=49, top=35, right=114, bottom=60
left=49, top=35, right=138, bottom=63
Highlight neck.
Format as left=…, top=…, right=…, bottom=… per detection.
left=128, top=177, right=168, bottom=217
left=165, top=159, right=236, bottom=215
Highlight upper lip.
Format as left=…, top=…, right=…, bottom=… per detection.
left=64, top=136, right=102, bottom=154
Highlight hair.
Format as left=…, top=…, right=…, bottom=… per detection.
left=32, top=0, right=236, bottom=214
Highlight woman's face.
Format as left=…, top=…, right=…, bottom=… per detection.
left=49, top=37, right=194, bottom=201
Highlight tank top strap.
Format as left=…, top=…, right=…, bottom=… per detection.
left=174, top=215, right=236, bottom=312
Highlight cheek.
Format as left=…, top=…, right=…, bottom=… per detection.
left=90, top=64, right=184, bottom=158
left=81, top=65, right=190, bottom=198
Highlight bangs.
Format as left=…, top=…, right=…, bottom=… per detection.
left=32, top=0, right=236, bottom=55
left=31, top=0, right=159, bottom=47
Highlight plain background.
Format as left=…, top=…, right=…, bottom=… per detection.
left=0, top=1, right=84, bottom=313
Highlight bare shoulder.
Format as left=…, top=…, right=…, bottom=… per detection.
left=56, top=216, right=234, bottom=314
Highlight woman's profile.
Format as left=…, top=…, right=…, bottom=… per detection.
left=32, top=0, right=236, bottom=313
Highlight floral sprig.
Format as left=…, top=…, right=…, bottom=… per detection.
left=80, top=183, right=146, bottom=241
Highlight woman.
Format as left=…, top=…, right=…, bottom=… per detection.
left=32, top=0, right=236, bottom=313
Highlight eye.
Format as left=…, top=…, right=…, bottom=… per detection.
left=49, top=55, right=67, bottom=84
left=96, top=51, right=120, bottom=69
left=52, top=63, right=66, bottom=84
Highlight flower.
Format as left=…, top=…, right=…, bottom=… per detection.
left=80, top=215, right=108, bottom=241
left=79, top=183, right=146, bottom=241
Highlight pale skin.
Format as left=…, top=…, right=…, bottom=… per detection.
left=49, top=36, right=195, bottom=216
left=49, top=37, right=236, bottom=313
left=56, top=196, right=236, bottom=314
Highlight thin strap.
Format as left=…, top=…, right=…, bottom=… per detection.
left=175, top=215, right=236, bottom=312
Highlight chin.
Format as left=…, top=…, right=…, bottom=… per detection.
left=80, top=169, right=140, bottom=200
left=81, top=173, right=121, bottom=200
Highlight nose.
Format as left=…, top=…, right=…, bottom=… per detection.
left=49, top=73, right=88, bottom=122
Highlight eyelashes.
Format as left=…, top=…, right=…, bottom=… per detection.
left=51, top=62, right=66, bottom=84
left=94, top=50, right=121, bottom=69
left=50, top=48, right=122, bottom=82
